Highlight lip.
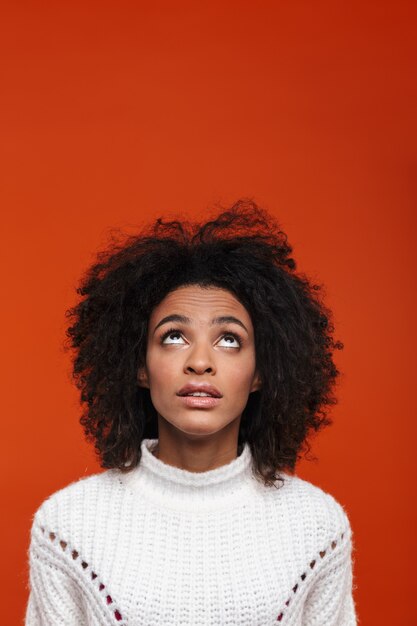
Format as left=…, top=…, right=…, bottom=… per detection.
left=178, top=395, right=221, bottom=408
left=177, top=383, right=222, bottom=398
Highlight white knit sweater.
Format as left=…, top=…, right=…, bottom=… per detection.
left=25, top=438, right=357, bottom=625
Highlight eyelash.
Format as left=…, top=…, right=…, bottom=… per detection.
left=159, top=327, right=243, bottom=348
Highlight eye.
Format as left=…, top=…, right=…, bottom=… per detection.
left=160, top=328, right=242, bottom=348
left=217, top=333, right=242, bottom=348
left=160, top=328, right=186, bottom=344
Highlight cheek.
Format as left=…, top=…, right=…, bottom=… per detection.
left=146, top=348, right=178, bottom=382
left=223, top=357, right=256, bottom=388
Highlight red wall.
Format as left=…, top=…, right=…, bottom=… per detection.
left=2, top=2, right=416, bottom=623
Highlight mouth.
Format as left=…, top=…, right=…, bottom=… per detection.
left=177, top=385, right=222, bottom=398
left=177, top=395, right=222, bottom=408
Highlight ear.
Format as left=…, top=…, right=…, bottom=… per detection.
left=137, top=364, right=150, bottom=389
left=250, top=370, right=262, bottom=393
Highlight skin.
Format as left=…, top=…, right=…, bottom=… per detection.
left=137, top=284, right=262, bottom=473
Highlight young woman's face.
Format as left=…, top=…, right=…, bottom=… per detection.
left=137, top=285, right=261, bottom=440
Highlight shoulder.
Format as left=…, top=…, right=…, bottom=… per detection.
left=267, top=472, right=353, bottom=543
left=30, top=469, right=123, bottom=535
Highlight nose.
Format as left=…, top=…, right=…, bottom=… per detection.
left=183, top=340, right=216, bottom=374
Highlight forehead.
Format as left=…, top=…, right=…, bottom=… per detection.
left=149, top=285, right=251, bottom=324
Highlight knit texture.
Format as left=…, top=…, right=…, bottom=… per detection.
left=25, top=438, right=358, bottom=625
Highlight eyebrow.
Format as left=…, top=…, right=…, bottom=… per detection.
left=153, top=314, right=249, bottom=335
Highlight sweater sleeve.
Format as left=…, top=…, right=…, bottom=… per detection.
left=25, top=522, right=87, bottom=626
left=302, top=529, right=358, bottom=626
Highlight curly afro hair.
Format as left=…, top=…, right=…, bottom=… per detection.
left=65, top=198, right=344, bottom=488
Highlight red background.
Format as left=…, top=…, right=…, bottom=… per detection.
left=2, top=2, right=416, bottom=624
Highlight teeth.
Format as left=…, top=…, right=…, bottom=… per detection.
left=187, top=392, right=212, bottom=397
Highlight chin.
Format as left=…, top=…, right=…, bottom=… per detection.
left=174, top=418, right=227, bottom=436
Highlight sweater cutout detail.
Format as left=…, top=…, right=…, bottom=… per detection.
left=40, top=525, right=125, bottom=624
left=275, top=530, right=348, bottom=622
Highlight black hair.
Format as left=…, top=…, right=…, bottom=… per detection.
left=65, top=198, right=343, bottom=488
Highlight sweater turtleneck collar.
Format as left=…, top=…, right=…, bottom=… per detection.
left=121, top=438, right=259, bottom=513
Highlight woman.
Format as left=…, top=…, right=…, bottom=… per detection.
left=25, top=199, right=357, bottom=625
